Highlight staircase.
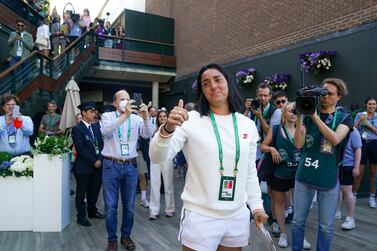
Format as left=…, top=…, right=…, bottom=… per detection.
left=0, top=31, right=97, bottom=117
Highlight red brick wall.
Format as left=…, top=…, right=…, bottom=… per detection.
left=146, top=0, right=377, bottom=78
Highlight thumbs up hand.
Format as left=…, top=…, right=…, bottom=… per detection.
left=164, top=99, right=189, bottom=134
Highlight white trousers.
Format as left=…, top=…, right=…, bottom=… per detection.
left=149, top=160, right=175, bottom=215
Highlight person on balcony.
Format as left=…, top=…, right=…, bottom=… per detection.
left=8, top=20, right=34, bottom=66
left=0, top=94, right=33, bottom=156
left=79, top=8, right=91, bottom=32
left=51, top=15, right=67, bottom=56
left=38, top=100, right=63, bottom=136
left=36, top=18, right=51, bottom=59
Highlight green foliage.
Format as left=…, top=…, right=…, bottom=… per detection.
left=0, top=152, right=12, bottom=162
left=33, top=135, right=72, bottom=157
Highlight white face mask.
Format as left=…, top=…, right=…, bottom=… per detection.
left=119, top=100, right=128, bottom=112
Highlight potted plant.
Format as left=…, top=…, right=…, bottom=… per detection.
left=32, top=135, right=72, bottom=232
left=0, top=154, right=34, bottom=231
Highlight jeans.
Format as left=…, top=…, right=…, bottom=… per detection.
left=102, top=159, right=138, bottom=241
left=291, top=181, right=339, bottom=251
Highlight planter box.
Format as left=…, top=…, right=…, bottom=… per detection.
left=0, top=176, right=33, bottom=231
left=33, top=153, right=70, bottom=232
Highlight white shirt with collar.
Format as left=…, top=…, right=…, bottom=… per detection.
left=101, top=111, right=154, bottom=159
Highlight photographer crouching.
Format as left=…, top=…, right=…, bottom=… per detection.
left=292, top=78, right=353, bottom=251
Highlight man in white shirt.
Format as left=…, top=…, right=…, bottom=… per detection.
left=101, top=90, right=154, bottom=251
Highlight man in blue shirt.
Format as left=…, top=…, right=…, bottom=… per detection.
left=0, top=94, right=33, bottom=156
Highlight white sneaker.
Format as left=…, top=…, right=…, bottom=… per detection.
left=303, top=238, right=311, bottom=250
left=140, top=199, right=150, bottom=208
left=149, top=214, right=158, bottom=220
left=271, top=222, right=280, bottom=237
left=284, top=210, right=289, bottom=218
left=369, top=197, right=377, bottom=208
left=341, top=217, right=356, bottom=230
left=287, top=206, right=293, bottom=215
left=278, top=233, right=288, bottom=248
left=335, top=211, right=342, bottom=220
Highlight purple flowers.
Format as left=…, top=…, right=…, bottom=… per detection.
left=264, top=73, right=290, bottom=91
left=300, top=50, right=337, bottom=73
left=236, top=67, right=256, bottom=88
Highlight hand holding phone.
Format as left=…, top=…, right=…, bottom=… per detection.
left=12, top=106, right=20, bottom=118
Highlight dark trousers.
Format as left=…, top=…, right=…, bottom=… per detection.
left=139, top=137, right=151, bottom=175
left=74, top=170, right=102, bottom=219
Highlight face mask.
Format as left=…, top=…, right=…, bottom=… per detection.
left=119, top=100, right=128, bottom=112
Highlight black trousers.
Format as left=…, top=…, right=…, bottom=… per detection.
left=74, top=170, right=102, bottom=219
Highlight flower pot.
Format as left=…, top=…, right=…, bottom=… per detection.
left=32, top=153, right=71, bottom=232
left=0, top=176, right=33, bottom=231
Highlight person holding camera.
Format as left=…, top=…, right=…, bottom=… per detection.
left=0, top=94, right=33, bottom=156
left=292, top=78, right=353, bottom=251
left=244, top=83, right=282, bottom=160
left=149, top=63, right=268, bottom=251
left=353, top=96, right=377, bottom=208
left=261, top=102, right=310, bottom=248
left=100, top=90, right=154, bottom=251
left=8, top=20, right=34, bottom=66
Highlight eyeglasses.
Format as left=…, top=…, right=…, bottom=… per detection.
left=275, top=99, right=287, bottom=105
left=17, top=24, right=24, bottom=27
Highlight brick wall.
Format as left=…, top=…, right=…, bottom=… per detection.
left=146, top=0, right=377, bottom=78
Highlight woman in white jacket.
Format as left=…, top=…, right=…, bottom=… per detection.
left=36, top=18, right=51, bottom=57
left=149, top=63, right=268, bottom=251
left=149, top=109, right=175, bottom=219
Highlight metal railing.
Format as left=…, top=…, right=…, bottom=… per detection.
left=96, top=34, right=175, bottom=56
left=0, top=30, right=95, bottom=95
left=0, top=0, right=44, bottom=27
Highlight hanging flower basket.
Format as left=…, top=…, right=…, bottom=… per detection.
left=236, top=67, right=256, bottom=88
left=300, top=50, right=337, bottom=74
left=263, top=73, right=290, bottom=91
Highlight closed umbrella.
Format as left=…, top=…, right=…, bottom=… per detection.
left=59, top=77, right=81, bottom=131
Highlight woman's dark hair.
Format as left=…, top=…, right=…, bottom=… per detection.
left=156, top=110, right=169, bottom=128
left=364, top=96, right=377, bottom=104
left=194, top=63, right=243, bottom=116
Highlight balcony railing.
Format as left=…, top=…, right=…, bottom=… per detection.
left=96, top=34, right=176, bottom=68
left=0, top=30, right=95, bottom=96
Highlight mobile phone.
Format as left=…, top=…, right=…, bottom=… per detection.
left=133, top=93, right=142, bottom=108
left=12, top=105, right=20, bottom=118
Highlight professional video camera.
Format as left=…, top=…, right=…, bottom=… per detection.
left=295, top=85, right=328, bottom=114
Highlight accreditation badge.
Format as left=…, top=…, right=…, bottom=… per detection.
left=95, top=146, right=99, bottom=156
left=320, top=138, right=333, bottom=154
left=8, top=135, right=16, bottom=144
left=218, top=176, right=236, bottom=201
left=120, top=143, right=130, bottom=156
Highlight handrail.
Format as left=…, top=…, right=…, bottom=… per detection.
left=100, top=34, right=175, bottom=47
left=0, top=50, right=39, bottom=79
left=53, top=30, right=91, bottom=61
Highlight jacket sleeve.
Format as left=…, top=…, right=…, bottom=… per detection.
left=8, top=32, right=16, bottom=47
left=22, top=33, right=34, bottom=51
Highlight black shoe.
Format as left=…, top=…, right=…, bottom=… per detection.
left=77, top=217, right=91, bottom=226
left=88, top=212, right=105, bottom=219
left=120, top=236, right=135, bottom=250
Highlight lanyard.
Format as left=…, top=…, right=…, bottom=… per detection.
left=47, top=114, right=56, bottom=130
left=318, top=110, right=338, bottom=130
left=116, top=112, right=131, bottom=142
left=283, top=124, right=294, bottom=145
left=209, top=111, right=240, bottom=177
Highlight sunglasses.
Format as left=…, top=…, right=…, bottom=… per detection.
left=17, top=24, right=24, bottom=27
left=275, top=99, right=287, bottom=105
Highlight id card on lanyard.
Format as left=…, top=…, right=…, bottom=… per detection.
left=117, top=113, right=132, bottom=156
left=209, top=111, right=240, bottom=202
left=319, top=110, right=337, bottom=154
